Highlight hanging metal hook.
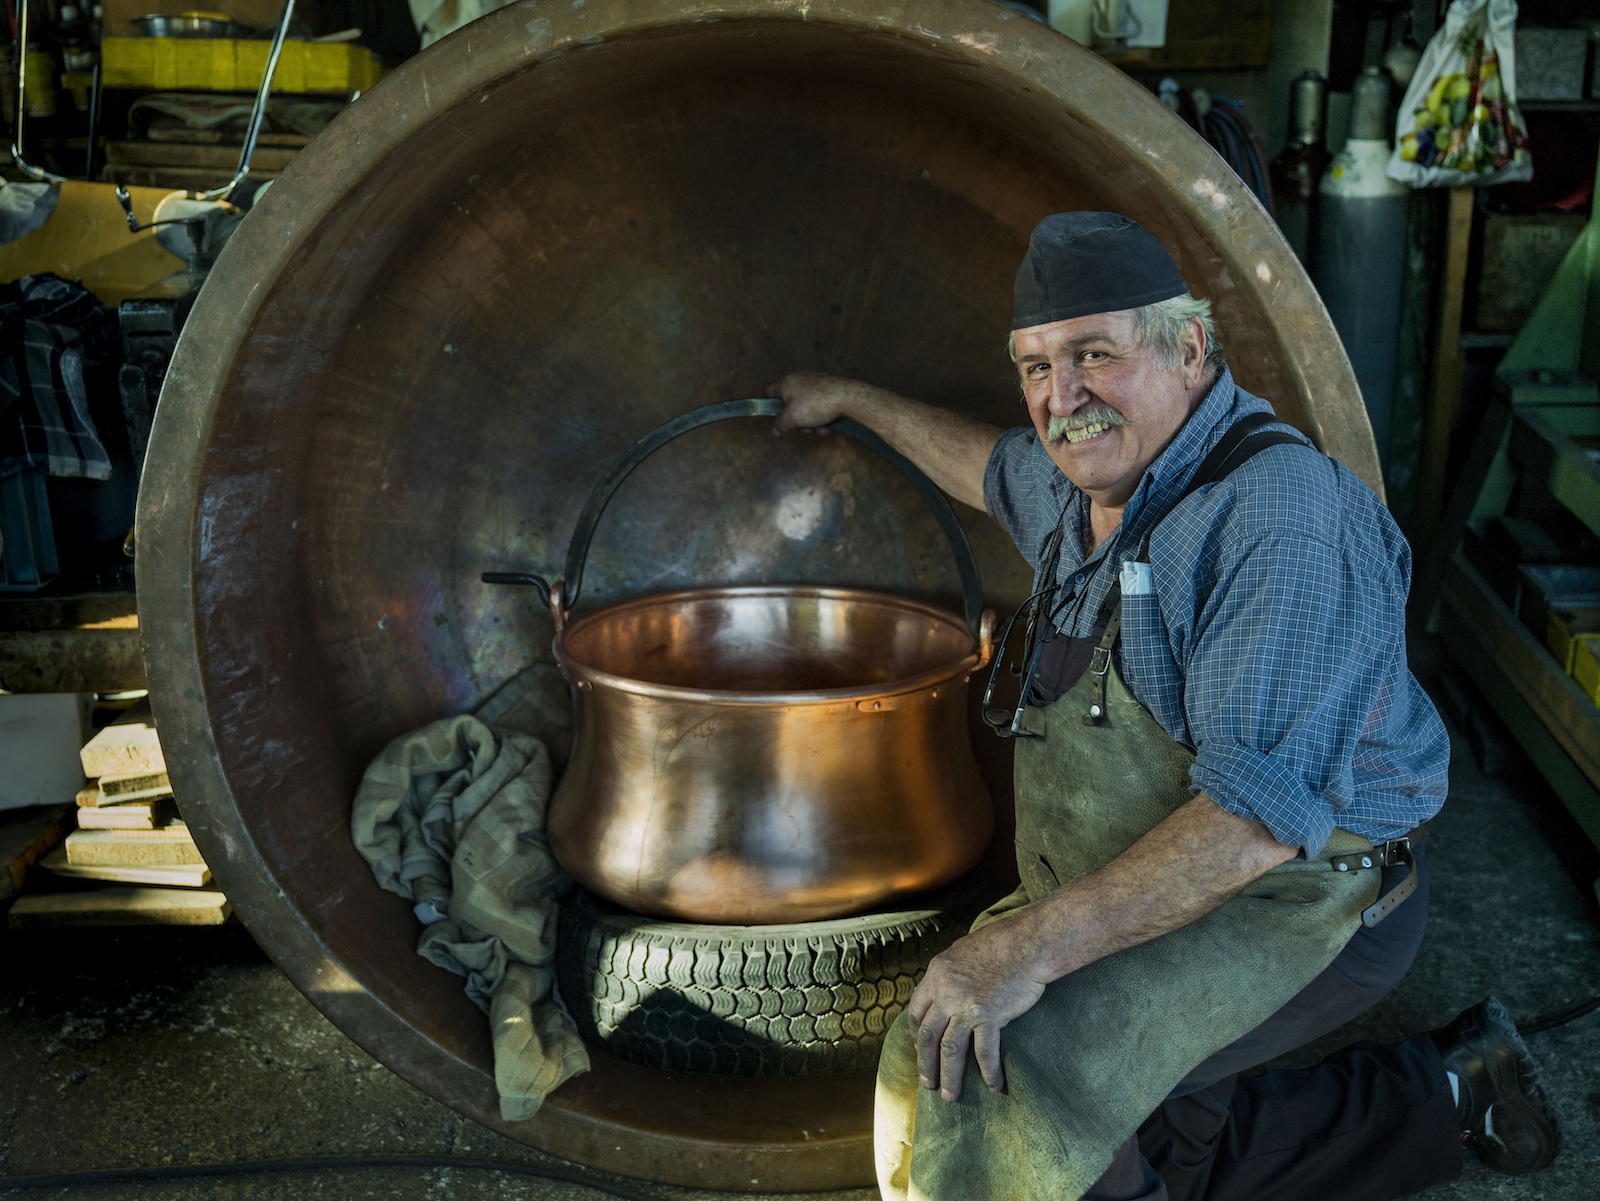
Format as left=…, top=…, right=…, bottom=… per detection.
left=196, top=0, right=297, bottom=203
left=11, top=0, right=67, bottom=184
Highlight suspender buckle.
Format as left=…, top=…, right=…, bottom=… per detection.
left=1082, top=612, right=1121, bottom=726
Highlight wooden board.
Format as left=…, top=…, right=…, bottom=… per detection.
left=145, top=126, right=311, bottom=148
left=0, top=590, right=137, bottom=633
left=1416, top=185, right=1478, bottom=563
left=0, top=181, right=184, bottom=313
left=64, top=824, right=203, bottom=866
left=102, top=140, right=298, bottom=193
left=78, top=700, right=165, bottom=778
left=41, top=845, right=210, bottom=887
left=96, top=770, right=174, bottom=803
left=8, top=886, right=231, bottom=927
left=0, top=804, right=74, bottom=901
left=104, top=140, right=300, bottom=172
left=75, top=799, right=174, bottom=829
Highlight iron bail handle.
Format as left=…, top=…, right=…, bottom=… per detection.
left=482, top=396, right=987, bottom=641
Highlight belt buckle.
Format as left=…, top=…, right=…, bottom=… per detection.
left=1379, top=836, right=1413, bottom=868
left=1360, top=836, right=1419, bottom=929
left=1089, top=644, right=1113, bottom=678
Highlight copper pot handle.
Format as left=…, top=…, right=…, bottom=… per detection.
left=483, top=396, right=988, bottom=641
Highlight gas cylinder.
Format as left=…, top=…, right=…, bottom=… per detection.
left=1270, top=70, right=1331, bottom=270
left=1315, top=66, right=1410, bottom=475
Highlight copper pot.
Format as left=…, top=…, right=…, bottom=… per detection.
left=487, top=399, right=995, bottom=923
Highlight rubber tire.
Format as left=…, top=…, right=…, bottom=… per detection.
left=556, top=885, right=986, bottom=1078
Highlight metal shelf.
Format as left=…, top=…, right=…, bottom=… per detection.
left=1441, top=553, right=1600, bottom=849
left=1430, top=149, right=1600, bottom=860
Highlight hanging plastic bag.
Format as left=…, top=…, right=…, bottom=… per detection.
left=1386, top=0, right=1532, bottom=188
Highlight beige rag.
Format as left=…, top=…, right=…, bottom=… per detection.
left=350, top=662, right=589, bottom=1121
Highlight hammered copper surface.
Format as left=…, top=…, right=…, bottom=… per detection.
left=551, top=587, right=993, bottom=923
left=136, top=0, right=1375, bottom=1190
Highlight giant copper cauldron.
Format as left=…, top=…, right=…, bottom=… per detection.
left=490, top=398, right=995, bottom=924
left=136, top=0, right=1376, bottom=1189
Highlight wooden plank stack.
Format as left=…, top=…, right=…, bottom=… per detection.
left=6, top=701, right=230, bottom=928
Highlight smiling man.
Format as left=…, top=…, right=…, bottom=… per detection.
left=768, top=213, right=1559, bottom=1201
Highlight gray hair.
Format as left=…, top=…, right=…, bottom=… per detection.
left=1133, top=293, right=1225, bottom=372
left=1005, top=293, right=1225, bottom=373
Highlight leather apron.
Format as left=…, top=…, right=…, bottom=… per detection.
left=875, top=632, right=1382, bottom=1201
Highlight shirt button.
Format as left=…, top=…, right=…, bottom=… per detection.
left=1073, top=573, right=1085, bottom=585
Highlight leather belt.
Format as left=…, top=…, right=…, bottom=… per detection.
left=1330, top=828, right=1424, bottom=928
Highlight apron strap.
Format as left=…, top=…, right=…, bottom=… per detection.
left=996, top=413, right=1316, bottom=729
left=1077, top=415, right=1313, bottom=725
left=1082, top=606, right=1123, bottom=726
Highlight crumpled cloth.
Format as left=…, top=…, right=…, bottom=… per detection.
left=350, top=662, right=588, bottom=1121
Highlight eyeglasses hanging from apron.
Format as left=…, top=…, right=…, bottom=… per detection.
left=980, top=412, right=1308, bottom=739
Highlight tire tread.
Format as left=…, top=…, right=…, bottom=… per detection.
left=556, top=887, right=981, bottom=1077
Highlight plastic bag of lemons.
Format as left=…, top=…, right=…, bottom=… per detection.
left=1386, top=0, right=1532, bottom=188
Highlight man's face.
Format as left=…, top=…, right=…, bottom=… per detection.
left=1013, top=308, right=1208, bottom=510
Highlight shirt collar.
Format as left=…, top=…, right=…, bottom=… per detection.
left=1118, top=364, right=1273, bottom=544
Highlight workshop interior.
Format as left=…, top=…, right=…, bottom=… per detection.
left=0, top=0, right=1598, bottom=1198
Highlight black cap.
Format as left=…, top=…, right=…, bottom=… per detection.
left=1012, top=212, right=1188, bottom=331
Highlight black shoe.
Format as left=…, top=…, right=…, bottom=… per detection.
left=1428, top=996, right=1560, bottom=1175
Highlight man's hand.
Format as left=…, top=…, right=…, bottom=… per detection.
left=763, top=372, right=1001, bottom=509
left=905, top=913, right=1050, bottom=1101
left=766, top=371, right=875, bottom=434
left=902, top=795, right=1298, bottom=1104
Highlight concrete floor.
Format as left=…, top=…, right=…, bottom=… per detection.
left=2, top=692, right=1598, bottom=1200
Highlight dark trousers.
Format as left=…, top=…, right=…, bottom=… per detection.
left=1087, top=845, right=1464, bottom=1201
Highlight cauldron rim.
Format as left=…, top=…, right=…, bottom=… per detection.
left=553, top=584, right=984, bottom=704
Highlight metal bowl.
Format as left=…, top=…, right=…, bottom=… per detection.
left=132, top=12, right=250, bottom=37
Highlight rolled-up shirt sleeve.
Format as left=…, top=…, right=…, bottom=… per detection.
left=1178, top=528, right=1414, bottom=858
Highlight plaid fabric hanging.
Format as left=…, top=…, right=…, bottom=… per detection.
left=0, top=273, right=119, bottom=481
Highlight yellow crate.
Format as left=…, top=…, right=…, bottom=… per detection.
left=234, top=41, right=386, bottom=92
left=1548, top=610, right=1600, bottom=678
left=1573, top=636, right=1600, bottom=706
left=1547, top=609, right=1600, bottom=673
left=103, top=37, right=240, bottom=91
left=101, top=36, right=384, bottom=94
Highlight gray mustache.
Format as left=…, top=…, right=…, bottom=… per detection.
left=1046, top=405, right=1126, bottom=443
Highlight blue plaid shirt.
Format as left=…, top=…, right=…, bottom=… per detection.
left=983, top=366, right=1449, bottom=857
